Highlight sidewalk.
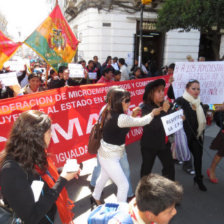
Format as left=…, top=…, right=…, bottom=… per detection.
left=55, top=123, right=224, bottom=224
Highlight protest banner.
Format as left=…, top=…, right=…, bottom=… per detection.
left=0, top=72, right=19, bottom=86
left=68, top=63, right=84, bottom=78
left=0, top=75, right=170, bottom=168
left=173, top=61, right=224, bottom=104
left=161, top=109, right=183, bottom=136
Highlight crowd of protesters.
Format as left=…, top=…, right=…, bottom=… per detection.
left=0, top=55, right=168, bottom=100
left=1, top=54, right=224, bottom=224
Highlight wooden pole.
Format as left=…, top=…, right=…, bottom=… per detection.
left=45, top=64, right=50, bottom=88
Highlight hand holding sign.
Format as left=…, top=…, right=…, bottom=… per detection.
left=68, top=63, right=84, bottom=78
left=161, top=109, right=184, bottom=136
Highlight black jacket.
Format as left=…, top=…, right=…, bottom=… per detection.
left=48, top=77, right=86, bottom=89
left=0, top=158, right=67, bottom=224
left=0, top=87, right=14, bottom=99
left=103, top=112, right=129, bottom=145
left=141, top=103, right=172, bottom=149
left=175, top=97, right=207, bottom=142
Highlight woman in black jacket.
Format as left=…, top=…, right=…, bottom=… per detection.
left=175, top=80, right=207, bottom=191
left=0, top=110, right=80, bottom=224
left=140, top=79, right=175, bottom=180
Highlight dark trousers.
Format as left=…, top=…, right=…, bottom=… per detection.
left=140, top=143, right=175, bottom=180
left=188, top=138, right=203, bottom=178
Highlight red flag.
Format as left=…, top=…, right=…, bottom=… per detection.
left=0, top=30, right=22, bottom=69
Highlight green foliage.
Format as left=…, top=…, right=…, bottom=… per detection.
left=157, top=0, right=224, bottom=33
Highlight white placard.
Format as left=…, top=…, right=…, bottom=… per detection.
left=161, top=109, right=183, bottom=136
left=173, top=61, right=224, bottom=104
left=64, top=159, right=79, bottom=172
left=68, top=63, right=84, bottom=78
left=4, top=61, right=25, bottom=71
left=31, top=180, right=44, bottom=202
left=88, top=72, right=97, bottom=80
left=0, top=72, right=19, bottom=86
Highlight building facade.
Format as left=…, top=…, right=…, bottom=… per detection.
left=64, top=1, right=223, bottom=68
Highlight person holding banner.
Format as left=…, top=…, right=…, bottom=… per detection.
left=0, top=110, right=80, bottom=224
left=49, top=65, right=87, bottom=89
left=97, top=67, right=114, bottom=84
left=22, top=73, right=46, bottom=94
left=140, top=79, right=175, bottom=181
left=175, top=80, right=207, bottom=191
left=92, top=88, right=161, bottom=204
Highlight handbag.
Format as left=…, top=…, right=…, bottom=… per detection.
left=88, top=120, right=102, bottom=155
left=0, top=201, right=23, bottom=224
left=174, top=128, right=191, bottom=161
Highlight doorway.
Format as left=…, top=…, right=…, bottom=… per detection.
left=199, top=33, right=221, bottom=61
left=134, top=21, right=165, bottom=75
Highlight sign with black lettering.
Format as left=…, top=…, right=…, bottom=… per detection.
left=161, top=110, right=183, bottom=136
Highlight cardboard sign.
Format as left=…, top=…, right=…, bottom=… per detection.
left=0, top=72, right=19, bottom=86
left=68, top=63, right=84, bottom=78
left=173, top=61, right=224, bottom=104
left=161, top=109, right=183, bottom=136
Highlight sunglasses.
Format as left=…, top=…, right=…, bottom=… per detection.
left=124, top=98, right=131, bottom=104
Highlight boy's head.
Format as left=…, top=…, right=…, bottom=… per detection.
left=136, top=174, right=183, bottom=224
left=114, top=70, right=121, bottom=81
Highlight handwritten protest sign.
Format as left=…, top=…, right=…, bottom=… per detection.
left=68, top=63, right=84, bottom=78
left=0, top=72, right=19, bottom=86
left=173, top=62, right=224, bottom=104
left=161, top=109, right=183, bottom=136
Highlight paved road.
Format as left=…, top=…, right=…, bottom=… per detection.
left=55, top=123, right=224, bottom=224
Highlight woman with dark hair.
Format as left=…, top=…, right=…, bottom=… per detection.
left=0, top=110, right=80, bottom=224
left=92, top=88, right=161, bottom=204
left=100, top=56, right=113, bottom=75
left=175, top=80, right=207, bottom=191
left=140, top=79, right=175, bottom=180
left=130, top=67, right=143, bottom=80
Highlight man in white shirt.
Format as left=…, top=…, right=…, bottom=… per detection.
left=118, top=58, right=129, bottom=81
left=112, top=57, right=120, bottom=71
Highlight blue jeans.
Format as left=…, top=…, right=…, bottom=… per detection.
left=90, top=151, right=134, bottom=197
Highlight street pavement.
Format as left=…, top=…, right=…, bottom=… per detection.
left=55, top=123, right=224, bottom=224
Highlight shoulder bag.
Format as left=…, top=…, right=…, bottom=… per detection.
left=0, top=201, right=23, bottom=224
left=88, top=118, right=103, bottom=155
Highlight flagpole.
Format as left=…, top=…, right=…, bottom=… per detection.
left=45, top=64, right=50, bottom=88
